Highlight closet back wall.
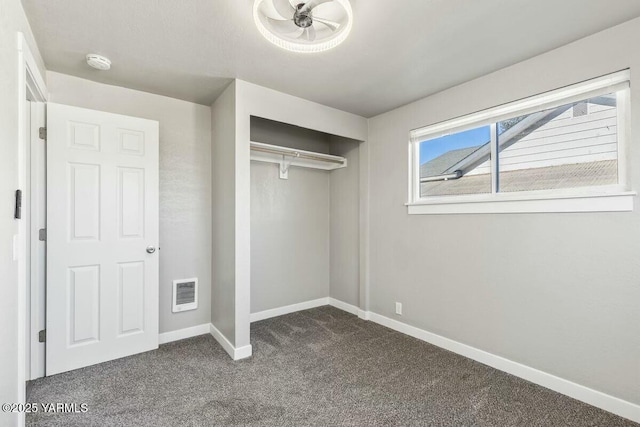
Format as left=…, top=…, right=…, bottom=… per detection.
left=250, top=118, right=330, bottom=313
left=47, top=72, right=213, bottom=335
left=329, top=136, right=360, bottom=307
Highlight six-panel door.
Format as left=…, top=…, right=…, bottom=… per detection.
left=46, top=103, right=159, bottom=375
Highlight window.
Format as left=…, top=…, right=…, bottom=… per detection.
left=408, top=70, right=634, bottom=214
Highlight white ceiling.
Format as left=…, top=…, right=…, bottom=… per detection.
left=22, top=0, right=640, bottom=118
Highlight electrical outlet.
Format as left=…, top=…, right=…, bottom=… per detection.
left=395, top=302, right=402, bottom=315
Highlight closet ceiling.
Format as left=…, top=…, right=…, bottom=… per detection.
left=22, top=0, right=640, bottom=118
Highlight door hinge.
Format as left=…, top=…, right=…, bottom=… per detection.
left=39, top=127, right=47, bottom=140
left=14, top=189, right=22, bottom=219
left=38, top=329, right=46, bottom=343
left=38, top=228, right=46, bottom=241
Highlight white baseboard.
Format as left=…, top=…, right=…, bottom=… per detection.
left=327, top=297, right=369, bottom=320
left=357, top=310, right=370, bottom=320
left=209, top=323, right=252, bottom=361
left=366, top=312, right=640, bottom=424
left=234, top=343, right=253, bottom=360
left=158, top=323, right=210, bottom=344
left=250, top=297, right=366, bottom=323
left=328, top=297, right=359, bottom=315
left=250, top=297, right=330, bottom=322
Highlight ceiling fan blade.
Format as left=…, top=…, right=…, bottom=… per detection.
left=303, top=0, right=333, bottom=11
left=306, top=26, right=316, bottom=41
left=297, top=26, right=316, bottom=41
left=313, top=16, right=341, bottom=31
left=272, top=0, right=296, bottom=20
left=266, top=17, right=300, bottom=34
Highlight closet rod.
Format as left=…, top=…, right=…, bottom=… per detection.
left=250, top=145, right=345, bottom=164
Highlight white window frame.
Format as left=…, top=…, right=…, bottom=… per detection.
left=407, top=70, right=635, bottom=214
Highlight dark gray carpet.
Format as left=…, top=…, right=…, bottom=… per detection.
left=27, top=306, right=637, bottom=426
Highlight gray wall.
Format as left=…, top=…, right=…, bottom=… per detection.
left=211, top=82, right=237, bottom=343
left=250, top=116, right=331, bottom=153
left=47, top=72, right=213, bottom=335
left=250, top=117, right=331, bottom=313
left=0, top=0, right=46, bottom=423
left=367, top=17, right=640, bottom=404
left=329, top=137, right=360, bottom=306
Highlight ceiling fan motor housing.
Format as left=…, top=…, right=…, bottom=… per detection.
left=294, top=3, right=313, bottom=28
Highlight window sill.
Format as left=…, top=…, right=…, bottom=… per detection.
left=406, top=190, right=636, bottom=214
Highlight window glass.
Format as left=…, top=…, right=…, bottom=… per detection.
left=419, top=126, right=492, bottom=197
left=497, top=94, right=618, bottom=193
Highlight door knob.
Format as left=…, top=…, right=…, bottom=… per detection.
left=146, top=246, right=156, bottom=254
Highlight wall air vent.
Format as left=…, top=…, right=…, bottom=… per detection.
left=172, top=278, right=198, bottom=313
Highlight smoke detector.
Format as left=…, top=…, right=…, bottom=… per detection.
left=86, top=54, right=111, bottom=71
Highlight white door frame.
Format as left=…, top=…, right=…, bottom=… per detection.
left=28, top=102, right=46, bottom=380
left=17, top=30, right=47, bottom=422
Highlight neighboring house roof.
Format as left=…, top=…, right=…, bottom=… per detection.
left=420, top=159, right=617, bottom=196
left=420, top=146, right=482, bottom=178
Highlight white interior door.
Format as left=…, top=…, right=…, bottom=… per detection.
left=46, top=103, right=159, bottom=375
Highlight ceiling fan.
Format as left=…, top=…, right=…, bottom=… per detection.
left=253, top=0, right=353, bottom=53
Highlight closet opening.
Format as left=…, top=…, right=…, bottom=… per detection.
left=249, top=116, right=362, bottom=324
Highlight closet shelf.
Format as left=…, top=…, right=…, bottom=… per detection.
left=250, top=141, right=347, bottom=171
